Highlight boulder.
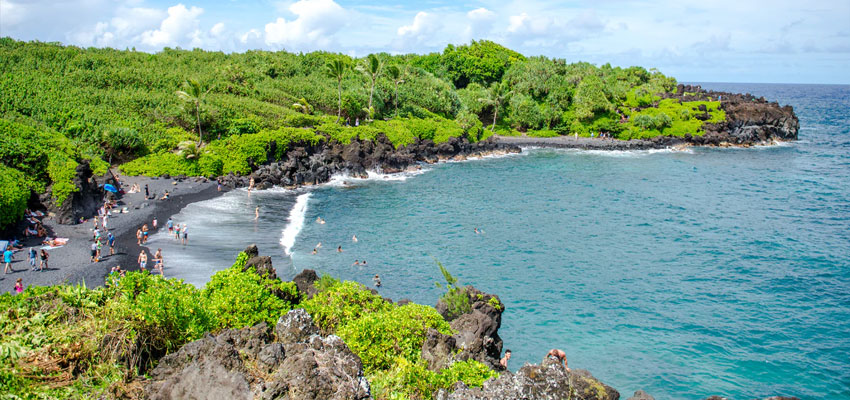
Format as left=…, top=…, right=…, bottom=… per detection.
left=433, top=286, right=504, bottom=370
left=146, top=313, right=370, bottom=400
left=275, top=309, right=319, bottom=345
left=436, top=359, right=619, bottom=400
left=293, top=269, right=320, bottom=300
left=627, top=389, right=655, bottom=400
left=243, top=256, right=276, bottom=280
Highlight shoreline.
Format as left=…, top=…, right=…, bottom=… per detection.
left=1, top=176, right=223, bottom=293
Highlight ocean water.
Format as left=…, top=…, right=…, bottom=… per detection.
left=151, top=83, right=850, bottom=399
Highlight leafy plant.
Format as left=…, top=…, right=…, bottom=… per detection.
left=435, top=259, right=470, bottom=320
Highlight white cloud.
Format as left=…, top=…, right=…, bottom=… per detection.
left=140, top=4, right=204, bottom=47
left=465, top=7, right=496, bottom=40
left=395, top=11, right=442, bottom=49
left=504, top=10, right=605, bottom=48
left=210, top=22, right=225, bottom=37
left=0, top=0, right=26, bottom=28
left=263, top=0, right=349, bottom=51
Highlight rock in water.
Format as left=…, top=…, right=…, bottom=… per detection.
left=627, top=389, right=655, bottom=400
left=435, top=358, right=619, bottom=400
left=145, top=310, right=370, bottom=400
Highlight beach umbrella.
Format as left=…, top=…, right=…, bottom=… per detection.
left=103, top=184, right=118, bottom=193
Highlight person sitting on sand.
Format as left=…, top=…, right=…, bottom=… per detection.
left=160, top=191, right=170, bottom=200
left=546, top=349, right=570, bottom=372
left=500, top=349, right=512, bottom=369
left=14, top=278, right=23, bottom=295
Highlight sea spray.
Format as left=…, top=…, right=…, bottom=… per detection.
left=280, top=192, right=311, bottom=255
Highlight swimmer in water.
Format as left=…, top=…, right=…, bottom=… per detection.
left=312, top=248, right=317, bottom=255
left=316, top=242, right=322, bottom=249
left=373, top=274, right=382, bottom=287
left=337, top=246, right=342, bottom=253
left=352, top=260, right=360, bottom=266
left=474, top=227, right=479, bottom=234
left=255, top=206, right=259, bottom=220
left=352, top=234, right=358, bottom=242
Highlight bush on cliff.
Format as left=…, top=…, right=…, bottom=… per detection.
left=338, top=304, right=452, bottom=373
left=0, top=165, right=29, bottom=228
left=369, top=357, right=499, bottom=400
left=202, top=252, right=298, bottom=329
left=301, top=280, right=392, bottom=332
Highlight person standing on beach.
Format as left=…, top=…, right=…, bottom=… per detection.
left=40, top=249, right=48, bottom=270
left=181, top=225, right=188, bottom=245
left=138, top=251, right=147, bottom=271
left=28, top=247, right=37, bottom=271
left=167, top=217, right=173, bottom=234
left=154, top=248, right=164, bottom=276
left=152, top=217, right=158, bottom=231
left=107, top=231, right=115, bottom=256
left=142, top=224, right=149, bottom=244
left=144, top=184, right=149, bottom=199
left=4, top=246, right=14, bottom=274
left=90, top=242, right=98, bottom=263
left=136, top=228, right=143, bottom=245
left=174, top=224, right=181, bottom=240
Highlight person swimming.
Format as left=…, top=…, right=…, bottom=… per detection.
left=373, top=274, right=382, bottom=287
left=337, top=245, right=342, bottom=252
left=312, top=248, right=317, bottom=255
left=352, top=234, right=358, bottom=242
left=352, top=260, right=360, bottom=266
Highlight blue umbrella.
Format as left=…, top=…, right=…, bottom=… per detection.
left=103, top=184, right=118, bottom=193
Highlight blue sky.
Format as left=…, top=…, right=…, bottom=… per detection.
left=1, top=0, right=848, bottom=83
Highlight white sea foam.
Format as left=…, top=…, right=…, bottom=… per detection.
left=324, top=168, right=431, bottom=187
left=528, top=146, right=694, bottom=158
left=280, top=192, right=311, bottom=256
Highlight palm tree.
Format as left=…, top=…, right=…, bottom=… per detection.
left=356, top=54, right=383, bottom=119
left=479, top=82, right=508, bottom=132
left=325, top=58, right=349, bottom=123
left=386, top=65, right=405, bottom=116
left=176, top=79, right=212, bottom=146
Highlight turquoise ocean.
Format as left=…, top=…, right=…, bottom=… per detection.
left=148, top=83, right=850, bottom=399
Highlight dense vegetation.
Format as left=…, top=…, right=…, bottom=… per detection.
left=0, top=253, right=496, bottom=399
left=0, top=38, right=725, bottom=229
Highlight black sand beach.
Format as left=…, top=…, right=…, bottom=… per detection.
left=0, top=174, right=223, bottom=294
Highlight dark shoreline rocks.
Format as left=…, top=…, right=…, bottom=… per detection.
left=221, top=134, right=520, bottom=190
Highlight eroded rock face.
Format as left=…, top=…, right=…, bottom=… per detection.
left=145, top=310, right=370, bottom=400
left=431, top=286, right=505, bottom=371
left=42, top=160, right=116, bottom=225
left=247, top=134, right=520, bottom=190
left=293, top=269, right=320, bottom=300
left=435, top=357, right=619, bottom=400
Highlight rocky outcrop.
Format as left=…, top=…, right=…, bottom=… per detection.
left=41, top=160, right=117, bottom=225
left=227, top=134, right=519, bottom=190
left=428, top=286, right=505, bottom=371
left=292, top=269, right=320, bottom=300
left=671, top=84, right=799, bottom=145
left=435, top=356, right=619, bottom=400
left=145, top=310, right=370, bottom=400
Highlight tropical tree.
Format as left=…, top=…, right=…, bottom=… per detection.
left=175, top=78, right=212, bottom=146
left=357, top=54, right=383, bottom=119
left=326, top=58, right=349, bottom=123
left=478, top=82, right=509, bottom=132
left=386, top=65, right=405, bottom=116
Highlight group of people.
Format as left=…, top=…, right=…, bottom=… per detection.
left=137, top=248, right=165, bottom=276
left=166, top=217, right=188, bottom=245
left=309, top=217, right=382, bottom=288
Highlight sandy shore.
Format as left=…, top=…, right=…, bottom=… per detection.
left=0, top=173, right=224, bottom=294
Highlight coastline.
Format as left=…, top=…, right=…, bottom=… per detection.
left=0, top=175, right=223, bottom=293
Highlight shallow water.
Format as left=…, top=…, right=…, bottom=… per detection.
left=154, top=83, right=850, bottom=399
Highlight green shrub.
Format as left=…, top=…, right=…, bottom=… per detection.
left=301, top=280, right=391, bottom=332
left=0, top=165, right=29, bottom=228
left=47, top=156, right=79, bottom=207
left=435, top=260, right=470, bottom=320
left=370, top=357, right=498, bottom=400
left=338, top=304, right=452, bottom=373
left=202, top=260, right=297, bottom=330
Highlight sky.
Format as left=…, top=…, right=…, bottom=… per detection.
left=1, top=0, right=848, bottom=84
